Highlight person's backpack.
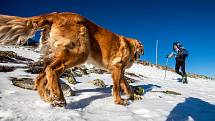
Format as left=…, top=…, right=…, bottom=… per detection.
left=178, top=47, right=188, bottom=59
left=173, top=41, right=189, bottom=59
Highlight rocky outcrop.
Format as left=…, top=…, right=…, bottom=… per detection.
left=88, top=67, right=108, bottom=74
left=26, top=61, right=44, bottom=74
left=0, top=51, right=33, bottom=63
left=11, top=78, right=35, bottom=90
left=124, top=76, right=138, bottom=83
left=187, top=73, right=214, bottom=80
left=137, top=60, right=214, bottom=80
left=89, top=79, right=106, bottom=88
left=11, top=77, right=75, bottom=97
left=0, top=65, right=15, bottom=72
left=63, top=69, right=77, bottom=84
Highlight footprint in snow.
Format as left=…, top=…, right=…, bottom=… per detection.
left=133, top=109, right=160, bottom=118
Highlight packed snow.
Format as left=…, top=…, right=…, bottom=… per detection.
left=0, top=46, right=215, bottom=121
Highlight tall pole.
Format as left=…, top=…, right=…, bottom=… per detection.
left=156, top=40, right=158, bottom=65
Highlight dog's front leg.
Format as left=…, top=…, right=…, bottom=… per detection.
left=111, top=63, right=128, bottom=105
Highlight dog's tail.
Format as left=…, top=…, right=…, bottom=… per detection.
left=0, top=14, right=52, bottom=45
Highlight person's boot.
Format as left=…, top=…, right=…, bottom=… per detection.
left=182, top=76, right=188, bottom=84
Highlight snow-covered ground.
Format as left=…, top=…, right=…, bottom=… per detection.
left=0, top=46, right=215, bottom=121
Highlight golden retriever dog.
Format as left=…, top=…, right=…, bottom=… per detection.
left=0, top=12, right=144, bottom=107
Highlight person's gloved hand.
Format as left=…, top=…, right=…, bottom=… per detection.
left=166, top=55, right=169, bottom=58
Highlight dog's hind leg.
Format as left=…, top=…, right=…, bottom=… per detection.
left=120, top=76, right=134, bottom=100
left=43, top=24, right=90, bottom=107
left=45, top=48, right=89, bottom=107
left=34, top=58, right=52, bottom=102
left=111, top=64, right=128, bottom=105
left=34, top=72, right=45, bottom=90
left=34, top=71, right=55, bottom=103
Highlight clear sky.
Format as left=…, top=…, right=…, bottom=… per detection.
left=1, top=0, right=214, bottom=77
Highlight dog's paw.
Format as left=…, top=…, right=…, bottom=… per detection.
left=129, top=93, right=142, bottom=100
left=115, top=99, right=129, bottom=106
left=33, top=85, right=37, bottom=90
left=51, top=100, right=67, bottom=107
left=133, top=94, right=142, bottom=100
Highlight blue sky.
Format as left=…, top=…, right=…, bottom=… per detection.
left=1, top=0, right=214, bottom=77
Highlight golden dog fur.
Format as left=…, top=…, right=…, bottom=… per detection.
left=0, top=12, right=144, bottom=107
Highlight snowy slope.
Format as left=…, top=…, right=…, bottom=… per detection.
left=0, top=46, right=215, bottom=121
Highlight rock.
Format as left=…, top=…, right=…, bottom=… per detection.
left=0, top=66, right=15, bottom=72
left=78, top=65, right=89, bottom=75
left=124, top=76, right=137, bottom=83
left=0, top=51, right=33, bottom=63
left=27, top=61, right=44, bottom=67
left=137, top=60, right=214, bottom=80
left=11, top=78, right=35, bottom=90
left=151, top=90, right=181, bottom=95
left=132, top=86, right=145, bottom=95
left=125, top=72, right=140, bottom=78
left=26, top=66, right=44, bottom=74
left=67, top=68, right=82, bottom=77
left=72, top=71, right=83, bottom=77
left=10, top=77, right=75, bottom=97
left=71, top=65, right=88, bottom=76
left=61, top=69, right=82, bottom=77
left=62, top=69, right=79, bottom=83
left=60, top=82, right=75, bottom=97
left=26, top=61, right=44, bottom=74
left=0, top=51, right=16, bottom=63
left=96, top=69, right=107, bottom=74
left=137, top=60, right=152, bottom=66
left=26, top=66, right=43, bottom=74
left=89, top=67, right=108, bottom=74
left=89, top=79, right=106, bottom=88
left=71, top=65, right=108, bottom=75
left=65, top=76, right=77, bottom=84
left=62, top=69, right=72, bottom=77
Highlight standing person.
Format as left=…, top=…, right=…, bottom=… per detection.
left=167, top=41, right=189, bottom=84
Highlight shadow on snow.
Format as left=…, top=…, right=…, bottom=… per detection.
left=66, top=83, right=161, bottom=109
left=166, top=97, right=215, bottom=121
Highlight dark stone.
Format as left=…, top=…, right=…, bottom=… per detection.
left=26, top=61, right=44, bottom=74
left=26, top=66, right=43, bottom=74
left=90, top=79, right=106, bottom=88
left=0, top=66, right=15, bottom=72
left=124, top=76, right=138, bottom=83
left=10, top=77, right=75, bottom=97
left=0, top=51, right=33, bottom=63
left=11, top=78, right=35, bottom=90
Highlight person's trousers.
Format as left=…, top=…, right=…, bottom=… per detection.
left=175, top=58, right=186, bottom=77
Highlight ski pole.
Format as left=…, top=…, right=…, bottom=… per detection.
left=164, top=58, right=169, bottom=80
